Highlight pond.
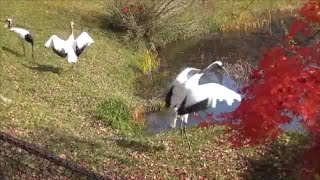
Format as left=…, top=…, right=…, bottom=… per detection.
left=144, top=13, right=303, bottom=133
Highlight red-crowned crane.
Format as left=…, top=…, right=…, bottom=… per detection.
left=44, top=21, right=94, bottom=64
left=165, top=61, right=242, bottom=148
left=5, top=18, right=34, bottom=58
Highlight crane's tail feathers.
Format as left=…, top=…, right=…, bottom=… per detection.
left=67, top=49, right=78, bottom=63
left=68, top=59, right=78, bottom=63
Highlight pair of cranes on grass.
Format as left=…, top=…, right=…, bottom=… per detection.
left=5, top=18, right=242, bottom=148
left=4, top=18, right=94, bottom=64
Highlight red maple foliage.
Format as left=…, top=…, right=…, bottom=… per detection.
left=218, top=0, right=320, bottom=178
left=121, top=3, right=145, bottom=14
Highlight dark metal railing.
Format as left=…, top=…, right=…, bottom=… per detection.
left=0, top=132, right=112, bottom=180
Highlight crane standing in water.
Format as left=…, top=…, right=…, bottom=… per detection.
left=166, top=61, right=242, bottom=148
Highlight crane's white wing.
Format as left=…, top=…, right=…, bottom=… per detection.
left=44, top=35, right=66, bottom=51
left=185, top=83, right=241, bottom=109
left=75, top=32, right=94, bottom=49
left=45, top=35, right=77, bottom=63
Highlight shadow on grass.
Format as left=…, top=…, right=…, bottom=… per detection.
left=26, top=64, right=62, bottom=74
left=107, top=154, right=135, bottom=165
left=127, top=64, right=142, bottom=74
left=115, top=138, right=165, bottom=153
left=47, top=133, right=103, bottom=150
left=32, top=127, right=104, bottom=155
left=0, top=168, right=4, bottom=180
left=246, top=132, right=310, bottom=179
left=2, top=46, right=23, bottom=57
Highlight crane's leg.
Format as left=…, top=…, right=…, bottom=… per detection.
left=71, top=64, right=76, bottom=79
left=179, top=115, right=184, bottom=136
left=20, top=40, right=25, bottom=56
left=181, top=114, right=191, bottom=149
left=31, top=44, right=34, bottom=60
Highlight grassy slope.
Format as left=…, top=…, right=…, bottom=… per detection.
left=0, top=0, right=307, bottom=179
left=211, top=0, right=301, bottom=32
left=0, top=0, right=143, bottom=174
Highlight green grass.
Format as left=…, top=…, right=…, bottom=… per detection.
left=211, top=0, right=302, bottom=32
left=96, top=96, right=144, bottom=136
left=0, top=0, right=309, bottom=179
left=0, top=0, right=146, bottom=173
left=0, top=0, right=143, bottom=133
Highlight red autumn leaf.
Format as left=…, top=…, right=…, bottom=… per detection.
left=207, top=114, right=214, bottom=122
left=297, top=47, right=313, bottom=59
left=300, top=0, right=320, bottom=22
left=122, top=6, right=129, bottom=14
left=138, top=5, right=144, bottom=12
left=198, top=122, right=209, bottom=128
left=288, top=18, right=309, bottom=37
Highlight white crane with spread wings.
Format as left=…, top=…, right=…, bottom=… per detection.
left=44, top=21, right=94, bottom=64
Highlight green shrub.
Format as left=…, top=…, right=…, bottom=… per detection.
left=106, top=0, right=213, bottom=46
left=96, top=96, right=143, bottom=136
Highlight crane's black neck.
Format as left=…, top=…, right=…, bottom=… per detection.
left=5, top=19, right=13, bottom=28
left=7, top=22, right=12, bottom=28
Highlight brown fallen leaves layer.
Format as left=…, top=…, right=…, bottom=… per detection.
left=96, top=127, right=309, bottom=179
